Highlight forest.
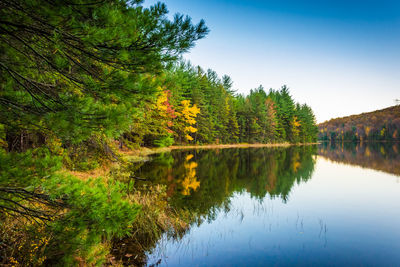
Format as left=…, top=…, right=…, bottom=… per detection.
left=0, top=0, right=317, bottom=265
left=318, top=105, right=400, bottom=142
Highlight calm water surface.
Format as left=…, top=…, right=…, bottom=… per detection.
left=136, top=143, right=400, bottom=266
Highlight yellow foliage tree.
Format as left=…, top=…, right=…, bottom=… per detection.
left=380, top=128, right=386, bottom=137
left=292, top=116, right=301, bottom=142
left=175, top=100, right=200, bottom=142
left=365, top=126, right=371, bottom=137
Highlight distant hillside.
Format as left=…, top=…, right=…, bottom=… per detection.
left=318, top=105, right=400, bottom=141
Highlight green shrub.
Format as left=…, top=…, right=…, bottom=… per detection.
left=153, top=134, right=174, bottom=147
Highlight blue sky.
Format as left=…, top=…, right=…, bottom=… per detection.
left=145, top=0, right=400, bottom=122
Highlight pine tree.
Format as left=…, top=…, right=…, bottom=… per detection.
left=1, top=0, right=208, bottom=147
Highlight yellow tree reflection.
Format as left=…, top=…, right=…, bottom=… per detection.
left=180, top=154, right=200, bottom=195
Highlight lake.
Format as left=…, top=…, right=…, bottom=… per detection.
left=135, top=143, right=400, bottom=266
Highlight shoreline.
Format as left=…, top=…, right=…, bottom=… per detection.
left=169, top=142, right=319, bottom=150
left=118, top=142, right=320, bottom=163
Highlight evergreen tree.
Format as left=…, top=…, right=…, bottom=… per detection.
left=1, top=0, right=208, bottom=147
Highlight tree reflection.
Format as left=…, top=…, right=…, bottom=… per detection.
left=318, top=142, right=400, bottom=176
left=181, top=155, right=200, bottom=195
left=135, top=146, right=317, bottom=220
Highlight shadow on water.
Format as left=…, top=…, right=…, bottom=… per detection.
left=318, top=141, right=400, bottom=176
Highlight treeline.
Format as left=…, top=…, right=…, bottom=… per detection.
left=0, top=0, right=317, bottom=265
left=125, top=62, right=318, bottom=148
left=318, top=105, right=400, bottom=141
